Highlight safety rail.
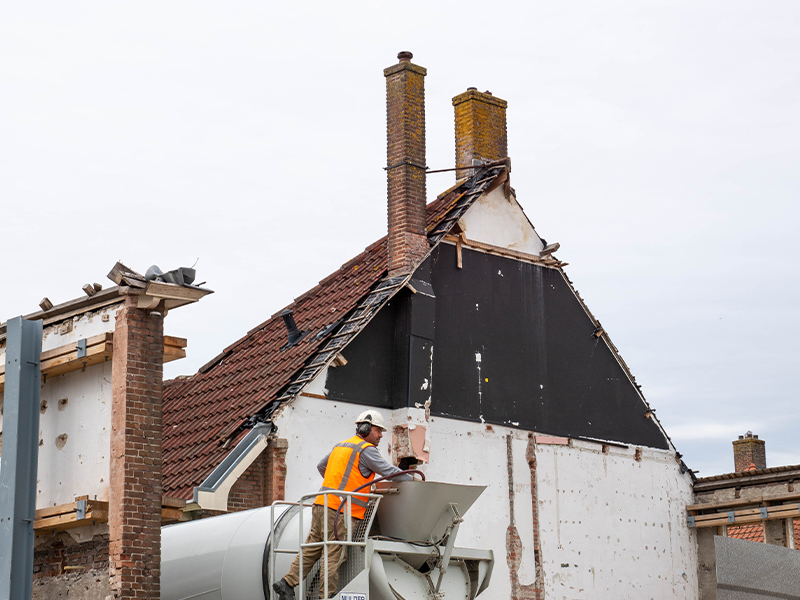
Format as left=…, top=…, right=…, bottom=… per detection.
left=268, top=489, right=382, bottom=600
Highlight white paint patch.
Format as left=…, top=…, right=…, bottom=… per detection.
left=498, top=270, right=503, bottom=277
left=458, top=187, right=545, bottom=255
left=421, top=378, right=429, bottom=391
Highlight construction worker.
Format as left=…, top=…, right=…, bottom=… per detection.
left=273, top=410, right=412, bottom=600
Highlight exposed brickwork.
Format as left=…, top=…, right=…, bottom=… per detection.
left=504, top=434, right=545, bottom=600
left=453, top=89, right=508, bottom=178
left=33, top=532, right=109, bottom=579
left=224, top=438, right=287, bottom=511
left=110, top=295, right=164, bottom=600
left=264, top=437, right=288, bottom=505
left=525, top=434, right=546, bottom=600
left=733, top=432, right=766, bottom=472
left=385, top=52, right=429, bottom=277
left=226, top=452, right=268, bottom=512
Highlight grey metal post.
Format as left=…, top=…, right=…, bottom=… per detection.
left=0, top=317, right=43, bottom=600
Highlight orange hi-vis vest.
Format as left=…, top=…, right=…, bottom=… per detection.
left=315, top=435, right=376, bottom=519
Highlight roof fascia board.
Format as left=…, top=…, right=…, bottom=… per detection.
left=191, top=422, right=273, bottom=512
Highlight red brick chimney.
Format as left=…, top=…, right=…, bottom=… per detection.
left=733, top=431, right=767, bottom=472
left=384, top=51, right=429, bottom=277
left=452, top=88, right=508, bottom=179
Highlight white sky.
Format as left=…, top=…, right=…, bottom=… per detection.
left=2, top=1, right=798, bottom=478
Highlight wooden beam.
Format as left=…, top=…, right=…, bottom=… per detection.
left=0, top=287, right=123, bottom=341
left=34, top=497, right=187, bottom=532
left=0, top=333, right=188, bottom=392
left=688, top=491, right=800, bottom=513
left=442, top=234, right=567, bottom=268
left=688, top=502, right=800, bottom=528
left=33, top=499, right=109, bottom=533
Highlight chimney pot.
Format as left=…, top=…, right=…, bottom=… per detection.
left=732, top=432, right=767, bottom=472
left=397, top=51, right=413, bottom=62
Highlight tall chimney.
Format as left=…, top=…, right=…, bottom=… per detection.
left=733, top=431, right=767, bottom=472
left=452, top=88, right=508, bottom=179
left=384, top=51, right=428, bottom=277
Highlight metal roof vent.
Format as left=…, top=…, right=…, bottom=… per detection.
left=280, top=309, right=307, bottom=349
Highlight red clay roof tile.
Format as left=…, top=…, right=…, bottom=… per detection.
left=162, top=167, right=507, bottom=499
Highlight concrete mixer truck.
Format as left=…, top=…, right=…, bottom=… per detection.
left=161, top=480, right=494, bottom=600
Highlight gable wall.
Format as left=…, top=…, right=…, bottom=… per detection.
left=271, top=394, right=697, bottom=599
left=324, top=243, right=668, bottom=450
left=457, top=186, right=544, bottom=255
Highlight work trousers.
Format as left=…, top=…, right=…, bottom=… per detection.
left=284, top=504, right=357, bottom=599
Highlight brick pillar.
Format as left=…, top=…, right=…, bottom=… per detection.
left=385, top=51, right=429, bottom=277
left=452, top=88, right=508, bottom=179
left=732, top=432, right=766, bottom=472
left=265, top=438, right=288, bottom=504
left=109, top=295, right=164, bottom=600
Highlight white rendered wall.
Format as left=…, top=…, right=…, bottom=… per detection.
left=1, top=306, right=117, bottom=510
left=273, top=393, right=698, bottom=599
left=37, top=361, right=113, bottom=508
left=458, top=186, right=545, bottom=255
left=535, top=440, right=697, bottom=599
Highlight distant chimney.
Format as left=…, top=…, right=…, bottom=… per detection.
left=384, top=51, right=429, bottom=277
left=733, top=431, right=767, bottom=472
left=452, top=88, right=508, bottom=179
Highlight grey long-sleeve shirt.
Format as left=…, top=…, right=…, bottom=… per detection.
left=317, top=444, right=413, bottom=481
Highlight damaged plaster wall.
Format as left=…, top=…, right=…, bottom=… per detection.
left=273, top=393, right=696, bottom=600
left=535, top=439, right=697, bottom=599
left=1, top=306, right=117, bottom=509
left=457, top=186, right=544, bottom=255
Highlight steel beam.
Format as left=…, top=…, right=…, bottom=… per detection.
left=0, top=317, right=43, bottom=600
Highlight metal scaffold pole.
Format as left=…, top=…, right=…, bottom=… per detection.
left=0, top=316, right=43, bottom=600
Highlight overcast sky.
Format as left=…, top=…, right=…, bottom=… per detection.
left=2, top=1, right=798, bottom=477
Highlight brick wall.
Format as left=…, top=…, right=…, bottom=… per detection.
left=264, top=437, right=288, bottom=505
left=452, top=88, right=508, bottom=177
left=210, top=437, right=288, bottom=514
left=384, top=51, right=429, bottom=277
left=109, top=295, right=164, bottom=600
left=33, top=532, right=109, bottom=579
left=733, top=433, right=766, bottom=472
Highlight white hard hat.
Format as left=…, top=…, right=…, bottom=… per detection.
left=355, top=410, right=387, bottom=431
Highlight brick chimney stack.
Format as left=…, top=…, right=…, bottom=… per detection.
left=733, top=431, right=767, bottom=472
left=452, top=88, right=508, bottom=179
left=384, top=51, right=429, bottom=277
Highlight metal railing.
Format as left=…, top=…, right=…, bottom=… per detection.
left=268, top=490, right=382, bottom=600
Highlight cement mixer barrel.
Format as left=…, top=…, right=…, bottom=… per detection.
left=161, top=504, right=306, bottom=600
left=161, top=481, right=494, bottom=600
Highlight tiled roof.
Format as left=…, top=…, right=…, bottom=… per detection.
left=162, top=166, right=507, bottom=499
left=728, top=524, right=764, bottom=542
left=728, top=522, right=800, bottom=546
left=695, top=464, right=800, bottom=484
